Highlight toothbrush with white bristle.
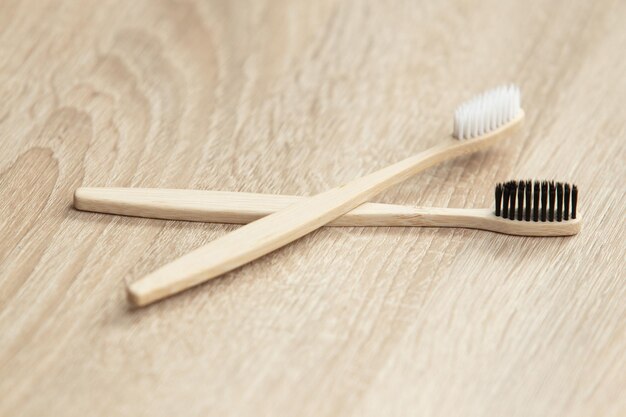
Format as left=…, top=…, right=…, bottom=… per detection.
left=123, top=85, right=525, bottom=306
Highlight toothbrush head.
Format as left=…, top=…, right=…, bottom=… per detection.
left=495, top=180, right=578, bottom=222
left=453, top=85, right=522, bottom=140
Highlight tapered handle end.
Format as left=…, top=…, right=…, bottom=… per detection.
left=126, top=256, right=214, bottom=307
left=126, top=283, right=152, bottom=307
left=73, top=187, right=90, bottom=210
left=127, top=274, right=173, bottom=307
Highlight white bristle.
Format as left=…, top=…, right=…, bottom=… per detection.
left=453, top=85, right=521, bottom=140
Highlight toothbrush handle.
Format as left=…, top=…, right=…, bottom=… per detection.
left=127, top=120, right=521, bottom=306
left=74, top=186, right=495, bottom=226
left=73, top=187, right=427, bottom=226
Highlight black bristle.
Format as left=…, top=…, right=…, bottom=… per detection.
left=572, top=185, right=578, bottom=219
left=495, top=183, right=503, bottom=216
left=525, top=180, right=532, bottom=221
left=564, top=184, right=570, bottom=221
left=533, top=181, right=540, bottom=222
left=541, top=181, right=548, bottom=221
left=502, top=184, right=510, bottom=218
left=517, top=181, right=524, bottom=221
left=556, top=182, right=563, bottom=221
left=498, top=179, right=579, bottom=223
left=548, top=181, right=555, bottom=222
left=508, top=181, right=517, bottom=220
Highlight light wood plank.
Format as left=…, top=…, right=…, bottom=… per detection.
left=0, top=0, right=624, bottom=416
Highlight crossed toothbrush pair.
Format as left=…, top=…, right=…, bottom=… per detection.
left=74, top=85, right=581, bottom=307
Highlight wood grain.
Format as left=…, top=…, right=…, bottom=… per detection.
left=0, top=0, right=624, bottom=416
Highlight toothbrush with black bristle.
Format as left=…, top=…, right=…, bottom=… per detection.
left=75, top=180, right=580, bottom=236
left=112, top=85, right=526, bottom=306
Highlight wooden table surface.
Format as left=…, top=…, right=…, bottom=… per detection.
left=1, top=1, right=625, bottom=416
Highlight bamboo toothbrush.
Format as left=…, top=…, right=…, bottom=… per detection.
left=74, top=180, right=580, bottom=236
left=123, top=85, right=524, bottom=306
